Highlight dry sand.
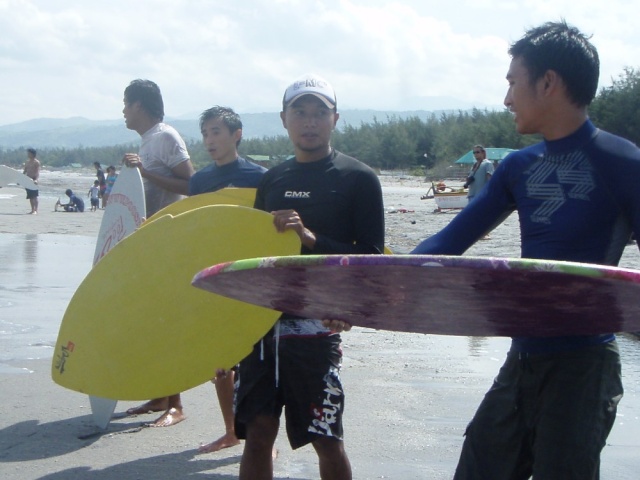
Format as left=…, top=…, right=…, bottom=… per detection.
left=1, top=170, right=639, bottom=479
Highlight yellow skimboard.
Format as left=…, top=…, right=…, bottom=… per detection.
left=52, top=205, right=300, bottom=400
left=143, top=187, right=256, bottom=226
left=143, top=188, right=393, bottom=253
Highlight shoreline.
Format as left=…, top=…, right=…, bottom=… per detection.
left=0, top=169, right=434, bottom=238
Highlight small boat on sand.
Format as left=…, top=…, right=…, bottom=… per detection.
left=421, top=182, right=468, bottom=212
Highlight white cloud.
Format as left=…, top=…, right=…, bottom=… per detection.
left=0, top=0, right=638, bottom=125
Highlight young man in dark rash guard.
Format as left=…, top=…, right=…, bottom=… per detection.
left=189, top=106, right=266, bottom=454
left=234, top=74, right=385, bottom=480
left=412, top=21, right=639, bottom=479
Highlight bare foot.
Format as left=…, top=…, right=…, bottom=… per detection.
left=198, top=432, right=241, bottom=453
left=126, top=399, right=169, bottom=415
left=149, top=407, right=185, bottom=427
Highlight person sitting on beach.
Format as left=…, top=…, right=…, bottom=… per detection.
left=56, top=189, right=85, bottom=212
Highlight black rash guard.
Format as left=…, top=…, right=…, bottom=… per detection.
left=255, top=149, right=384, bottom=255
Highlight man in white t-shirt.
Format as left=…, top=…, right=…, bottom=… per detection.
left=121, top=79, right=195, bottom=216
left=121, top=79, right=195, bottom=426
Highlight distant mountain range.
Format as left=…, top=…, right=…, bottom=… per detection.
left=0, top=106, right=496, bottom=149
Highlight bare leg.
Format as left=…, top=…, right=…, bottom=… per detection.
left=239, top=415, right=279, bottom=480
left=150, top=394, right=185, bottom=427
left=198, top=373, right=241, bottom=453
left=126, top=397, right=169, bottom=415
left=313, top=436, right=352, bottom=480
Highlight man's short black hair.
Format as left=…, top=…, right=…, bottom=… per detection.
left=124, top=79, right=165, bottom=121
left=508, top=20, right=599, bottom=107
left=199, top=106, right=243, bottom=147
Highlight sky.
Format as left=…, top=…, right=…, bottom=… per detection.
left=0, top=0, right=638, bottom=126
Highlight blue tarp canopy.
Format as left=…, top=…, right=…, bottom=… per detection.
left=454, top=148, right=516, bottom=164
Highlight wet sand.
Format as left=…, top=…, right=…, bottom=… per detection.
left=1, top=171, right=639, bottom=479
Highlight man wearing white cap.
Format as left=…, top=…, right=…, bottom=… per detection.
left=234, top=74, right=385, bottom=480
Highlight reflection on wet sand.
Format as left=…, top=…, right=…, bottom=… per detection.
left=0, top=234, right=94, bottom=373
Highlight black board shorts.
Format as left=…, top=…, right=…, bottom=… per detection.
left=235, top=329, right=345, bottom=449
left=453, top=341, right=622, bottom=479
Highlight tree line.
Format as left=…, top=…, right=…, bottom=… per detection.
left=1, top=68, right=638, bottom=174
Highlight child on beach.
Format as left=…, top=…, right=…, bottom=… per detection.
left=88, top=181, right=100, bottom=211
left=103, top=166, right=117, bottom=206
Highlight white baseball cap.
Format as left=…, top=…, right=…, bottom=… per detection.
left=282, top=74, right=337, bottom=110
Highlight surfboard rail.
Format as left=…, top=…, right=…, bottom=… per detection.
left=192, top=254, right=640, bottom=337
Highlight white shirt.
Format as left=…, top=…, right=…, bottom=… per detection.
left=139, top=122, right=190, bottom=216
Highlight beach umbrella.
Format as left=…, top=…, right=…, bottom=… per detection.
left=454, top=148, right=516, bottom=164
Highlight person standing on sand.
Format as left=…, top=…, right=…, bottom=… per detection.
left=103, top=165, right=117, bottom=206
left=189, top=106, right=266, bottom=454
left=23, top=148, right=40, bottom=214
left=409, top=21, right=637, bottom=479
left=93, top=162, right=106, bottom=208
left=121, top=78, right=195, bottom=428
left=234, top=74, right=384, bottom=480
left=464, top=144, right=494, bottom=202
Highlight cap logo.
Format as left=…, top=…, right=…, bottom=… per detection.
left=283, top=74, right=336, bottom=109
left=292, top=79, right=329, bottom=91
